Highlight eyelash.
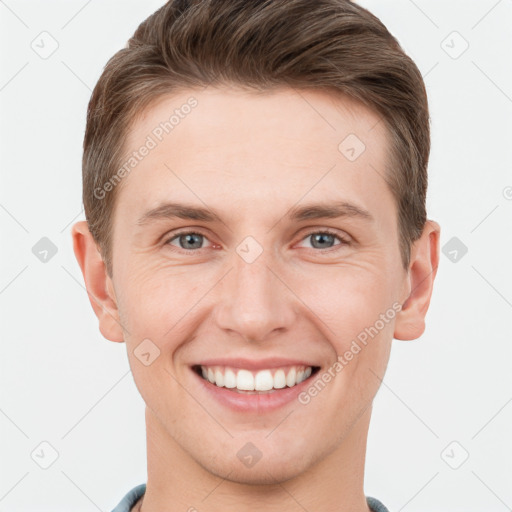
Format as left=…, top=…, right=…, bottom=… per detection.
left=164, top=228, right=351, bottom=253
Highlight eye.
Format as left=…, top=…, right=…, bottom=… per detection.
left=165, top=231, right=212, bottom=251
left=298, top=229, right=351, bottom=250
left=163, top=228, right=351, bottom=253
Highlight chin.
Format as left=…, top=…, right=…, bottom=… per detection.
left=213, top=462, right=303, bottom=486
left=196, top=446, right=315, bottom=486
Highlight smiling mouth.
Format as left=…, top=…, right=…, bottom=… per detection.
left=192, top=364, right=321, bottom=394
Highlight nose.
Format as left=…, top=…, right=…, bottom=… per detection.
left=213, top=247, right=297, bottom=344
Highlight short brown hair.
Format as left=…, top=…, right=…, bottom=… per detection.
left=83, top=0, right=430, bottom=276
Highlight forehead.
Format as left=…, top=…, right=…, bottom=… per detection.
left=127, top=86, right=386, bottom=156
left=116, top=86, right=394, bottom=227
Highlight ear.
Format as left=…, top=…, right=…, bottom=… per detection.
left=394, top=220, right=441, bottom=341
left=71, top=220, right=124, bottom=343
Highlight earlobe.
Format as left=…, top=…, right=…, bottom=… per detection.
left=71, top=221, right=125, bottom=343
left=394, top=220, right=441, bottom=341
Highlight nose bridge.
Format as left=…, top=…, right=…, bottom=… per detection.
left=214, top=239, right=295, bottom=342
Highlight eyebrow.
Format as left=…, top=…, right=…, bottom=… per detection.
left=136, top=200, right=374, bottom=226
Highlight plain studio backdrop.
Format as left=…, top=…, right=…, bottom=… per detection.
left=1, top=1, right=511, bottom=511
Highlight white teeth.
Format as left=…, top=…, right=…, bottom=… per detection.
left=214, top=369, right=224, bottom=387
left=254, top=370, right=273, bottom=391
left=224, top=369, right=237, bottom=388
left=286, top=367, right=296, bottom=387
left=237, top=369, right=254, bottom=391
left=199, top=364, right=315, bottom=392
left=273, top=369, right=286, bottom=389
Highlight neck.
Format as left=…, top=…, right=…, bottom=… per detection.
left=140, top=405, right=372, bottom=512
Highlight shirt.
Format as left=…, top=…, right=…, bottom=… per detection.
left=111, top=483, right=390, bottom=512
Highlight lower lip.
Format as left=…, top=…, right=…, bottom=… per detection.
left=192, top=368, right=317, bottom=413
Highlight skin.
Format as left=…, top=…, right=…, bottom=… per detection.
left=72, top=86, right=440, bottom=512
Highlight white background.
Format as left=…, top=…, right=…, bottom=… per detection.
left=0, top=0, right=511, bottom=511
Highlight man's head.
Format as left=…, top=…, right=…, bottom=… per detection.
left=81, top=0, right=431, bottom=277
left=72, top=0, right=439, bottom=489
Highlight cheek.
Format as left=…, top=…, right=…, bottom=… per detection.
left=298, top=264, right=394, bottom=331
left=116, top=261, right=214, bottom=356
left=116, top=243, right=401, bottom=349
left=299, top=266, right=396, bottom=385
left=117, top=258, right=182, bottom=316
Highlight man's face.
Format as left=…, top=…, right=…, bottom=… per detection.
left=108, top=86, right=409, bottom=483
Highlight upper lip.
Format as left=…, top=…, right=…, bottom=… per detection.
left=194, top=357, right=320, bottom=371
